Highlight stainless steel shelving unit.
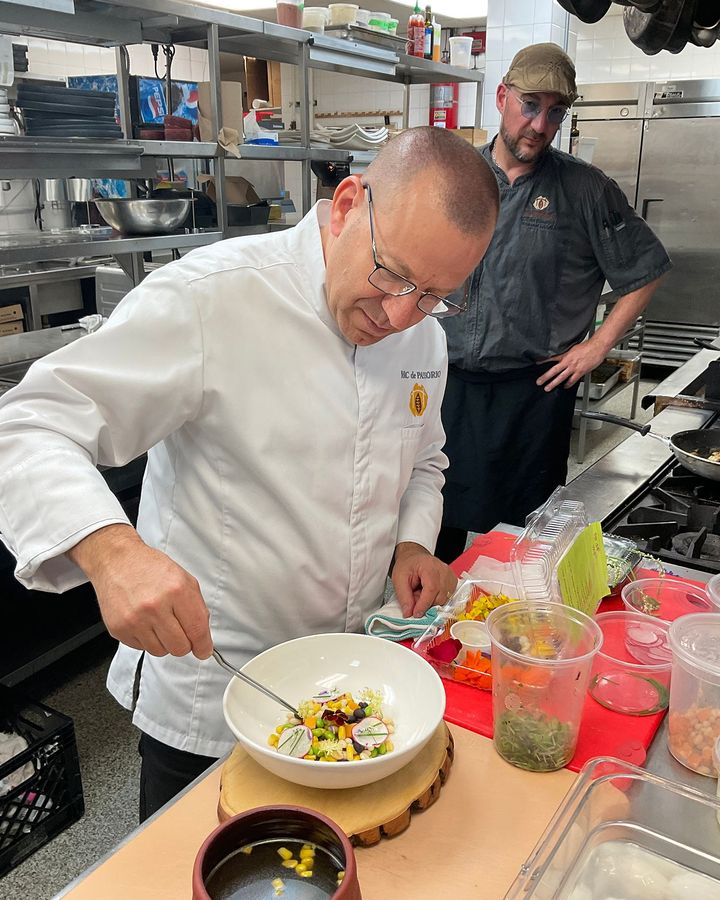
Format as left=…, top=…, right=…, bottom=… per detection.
left=0, top=0, right=484, bottom=275
left=0, top=229, right=223, bottom=266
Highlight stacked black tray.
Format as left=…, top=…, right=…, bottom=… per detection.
left=17, top=83, right=121, bottom=139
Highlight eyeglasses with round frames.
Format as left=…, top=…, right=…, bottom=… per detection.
left=363, top=183, right=468, bottom=319
left=507, top=86, right=569, bottom=126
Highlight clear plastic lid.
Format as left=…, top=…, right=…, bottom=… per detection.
left=709, top=573, right=720, bottom=610
left=510, top=487, right=588, bottom=604
left=669, top=613, right=720, bottom=683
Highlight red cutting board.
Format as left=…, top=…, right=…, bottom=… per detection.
left=436, top=531, right=708, bottom=773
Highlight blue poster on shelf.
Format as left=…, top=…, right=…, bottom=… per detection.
left=67, top=75, right=199, bottom=197
left=137, top=77, right=199, bottom=124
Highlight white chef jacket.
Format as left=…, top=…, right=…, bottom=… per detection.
left=0, top=202, right=448, bottom=756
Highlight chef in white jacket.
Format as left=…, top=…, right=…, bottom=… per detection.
left=0, top=126, right=499, bottom=819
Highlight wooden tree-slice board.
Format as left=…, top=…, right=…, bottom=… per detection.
left=218, top=722, right=454, bottom=847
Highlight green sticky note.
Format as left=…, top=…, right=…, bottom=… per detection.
left=557, top=522, right=610, bottom=616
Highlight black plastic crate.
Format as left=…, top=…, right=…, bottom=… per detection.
left=0, top=686, right=84, bottom=877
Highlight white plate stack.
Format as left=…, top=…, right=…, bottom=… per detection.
left=311, top=123, right=389, bottom=151
left=0, top=89, right=14, bottom=136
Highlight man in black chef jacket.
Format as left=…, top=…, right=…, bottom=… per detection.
left=435, top=43, right=671, bottom=563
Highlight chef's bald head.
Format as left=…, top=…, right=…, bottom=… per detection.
left=365, top=126, right=499, bottom=236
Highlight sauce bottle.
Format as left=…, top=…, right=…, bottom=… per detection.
left=432, top=18, right=441, bottom=62
left=424, top=5, right=433, bottom=59
left=408, top=2, right=425, bottom=58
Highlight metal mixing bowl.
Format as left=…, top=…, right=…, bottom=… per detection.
left=94, top=198, right=191, bottom=235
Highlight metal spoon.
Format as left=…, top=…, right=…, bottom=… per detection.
left=212, top=648, right=300, bottom=718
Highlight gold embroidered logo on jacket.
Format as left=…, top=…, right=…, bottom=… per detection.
left=409, top=383, right=428, bottom=417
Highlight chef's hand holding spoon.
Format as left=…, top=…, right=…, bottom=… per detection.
left=392, top=541, right=457, bottom=618
left=67, top=523, right=213, bottom=659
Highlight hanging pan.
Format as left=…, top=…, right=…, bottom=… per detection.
left=554, top=0, right=611, bottom=24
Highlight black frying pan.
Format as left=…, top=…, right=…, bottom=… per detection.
left=582, top=411, right=720, bottom=482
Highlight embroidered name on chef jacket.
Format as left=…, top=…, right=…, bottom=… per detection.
left=522, top=194, right=557, bottom=229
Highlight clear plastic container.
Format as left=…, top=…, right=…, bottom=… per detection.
left=302, top=6, right=329, bottom=32
left=276, top=0, right=302, bottom=28
left=622, top=577, right=714, bottom=622
left=604, top=533, right=644, bottom=588
left=368, top=11, right=390, bottom=30
left=511, top=489, right=588, bottom=604
left=355, top=8, right=370, bottom=25
left=709, top=573, right=720, bottom=610
left=448, top=35, right=473, bottom=68
left=506, top=757, right=720, bottom=899
left=412, top=573, right=521, bottom=692
left=387, top=17, right=399, bottom=34
left=486, top=601, right=603, bottom=772
left=328, top=2, right=358, bottom=24
left=589, top=611, right=672, bottom=716
left=668, top=612, right=720, bottom=776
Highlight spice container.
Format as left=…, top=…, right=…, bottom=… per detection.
left=622, top=577, right=714, bottom=622
left=328, top=2, right=358, bottom=24
left=668, top=612, right=720, bottom=776
left=368, top=11, right=390, bottom=30
left=486, top=601, right=602, bottom=772
left=276, top=0, right=303, bottom=28
left=303, top=6, right=329, bottom=32
left=589, top=610, right=672, bottom=716
left=413, top=575, right=520, bottom=692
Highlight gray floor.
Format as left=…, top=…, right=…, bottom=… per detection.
left=1, top=377, right=659, bottom=900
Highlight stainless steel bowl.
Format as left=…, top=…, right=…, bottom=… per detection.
left=94, top=198, right=191, bottom=235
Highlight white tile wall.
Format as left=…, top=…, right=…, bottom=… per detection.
left=482, top=0, right=576, bottom=141
left=18, top=37, right=201, bottom=81
left=575, top=8, right=720, bottom=83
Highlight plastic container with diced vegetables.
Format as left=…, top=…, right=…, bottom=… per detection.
left=412, top=574, right=521, bottom=691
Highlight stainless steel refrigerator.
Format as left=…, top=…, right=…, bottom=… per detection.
left=575, top=79, right=720, bottom=367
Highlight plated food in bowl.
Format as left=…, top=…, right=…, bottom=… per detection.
left=269, top=688, right=394, bottom=762
left=223, top=633, right=445, bottom=789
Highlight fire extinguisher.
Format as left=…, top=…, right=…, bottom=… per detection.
left=429, top=83, right=459, bottom=129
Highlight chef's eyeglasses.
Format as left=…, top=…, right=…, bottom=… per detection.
left=507, top=86, right=570, bottom=126
left=364, top=183, right=468, bottom=319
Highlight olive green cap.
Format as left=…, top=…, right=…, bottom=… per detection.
left=503, top=43, right=578, bottom=106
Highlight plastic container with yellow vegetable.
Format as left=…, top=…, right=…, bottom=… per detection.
left=412, top=562, right=522, bottom=691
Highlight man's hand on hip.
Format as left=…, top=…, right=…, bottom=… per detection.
left=67, top=524, right=213, bottom=659
left=536, top=338, right=608, bottom=392
left=391, top=541, right=458, bottom=618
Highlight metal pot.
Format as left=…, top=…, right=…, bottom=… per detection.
left=43, top=178, right=67, bottom=202
left=582, top=411, right=720, bottom=481
left=66, top=178, right=92, bottom=202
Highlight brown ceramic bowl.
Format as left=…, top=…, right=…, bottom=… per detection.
left=192, top=805, right=361, bottom=900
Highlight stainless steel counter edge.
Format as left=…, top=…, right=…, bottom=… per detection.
left=568, top=346, right=720, bottom=524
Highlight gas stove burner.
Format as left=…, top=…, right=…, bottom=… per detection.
left=671, top=529, right=720, bottom=562
left=663, top=473, right=720, bottom=505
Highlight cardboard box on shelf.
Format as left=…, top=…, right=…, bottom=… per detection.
left=455, top=127, right=488, bottom=147
left=198, top=174, right=261, bottom=206
left=197, top=81, right=245, bottom=143
left=0, top=304, right=23, bottom=324
left=0, top=320, right=24, bottom=337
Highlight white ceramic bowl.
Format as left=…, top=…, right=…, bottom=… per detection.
left=223, top=633, right=445, bottom=789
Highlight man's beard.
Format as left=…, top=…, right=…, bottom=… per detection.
left=500, top=122, right=550, bottom=164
